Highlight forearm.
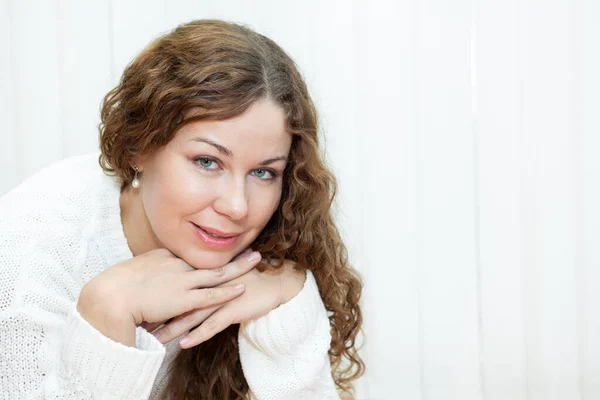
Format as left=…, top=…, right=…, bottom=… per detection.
left=239, top=271, right=340, bottom=399
left=1, top=303, right=165, bottom=399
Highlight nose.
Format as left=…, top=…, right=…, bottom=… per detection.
left=213, top=175, right=248, bottom=220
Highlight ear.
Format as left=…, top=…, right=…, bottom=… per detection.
left=133, top=156, right=145, bottom=172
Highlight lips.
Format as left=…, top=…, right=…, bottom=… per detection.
left=190, top=223, right=240, bottom=249
left=195, top=225, right=240, bottom=238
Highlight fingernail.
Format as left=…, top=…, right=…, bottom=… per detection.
left=245, top=251, right=260, bottom=262
left=179, top=337, right=191, bottom=348
left=234, top=283, right=245, bottom=291
left=152, top=330, right=161, bottom=340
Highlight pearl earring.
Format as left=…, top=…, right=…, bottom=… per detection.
left=132, top=165, right=140, bottom=188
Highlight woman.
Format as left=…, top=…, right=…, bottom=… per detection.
left=0, top=20, right=363, bottom=399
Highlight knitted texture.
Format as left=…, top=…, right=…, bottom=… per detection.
left=0, top=153, right=338, bottom=399
left=239, top=271, right=340, bottom=399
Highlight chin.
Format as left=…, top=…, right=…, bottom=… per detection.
left=179, top=247, right=238, bottom=270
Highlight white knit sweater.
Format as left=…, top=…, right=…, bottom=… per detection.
left=0, top=153, right=339, bottom=399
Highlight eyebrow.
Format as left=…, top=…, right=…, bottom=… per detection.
left=191, top=137, right=232, bottom=156
left=190, top=137, right=288, bottom=165
left=259, top=156, right=288, bottom=166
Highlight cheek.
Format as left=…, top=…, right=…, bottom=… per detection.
left=248, top=184, right=282, bottom=227
left=142, top=163, right=215, bottom=229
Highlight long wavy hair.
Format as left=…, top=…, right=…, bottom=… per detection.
left=98, top=19, right=364, bottom=399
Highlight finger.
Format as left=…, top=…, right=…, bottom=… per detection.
left=186, top=251, right=261, bottom=289
left=147, top=248, right=196, bottom=272
left=151, top=305, right=219, bottom=344
left=178, top=309, right=231, bottom=349
left=183, top=283, right=245, bottom=314
left=234, top=247, right=253, bottom=260
left=140, top=315, right=176, bottom=332
left=140, top=321, right=165, bottom=333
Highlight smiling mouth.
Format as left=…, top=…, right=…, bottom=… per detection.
left=193, top=223, right=240, bottom=238
left=202, top=229, right=230, bottom=239
left=190, top=223, right=240, bottom=249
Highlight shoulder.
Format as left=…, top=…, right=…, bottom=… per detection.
left=0, top=152, right=128, bottom=288
left=3, top=153, right=110, bottom=197
left=0, top=153, right=118, bottom=212
left=0, top=153, right=120, bottom=225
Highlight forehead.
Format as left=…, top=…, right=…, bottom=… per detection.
left=175, top=100, right=291, bottom=151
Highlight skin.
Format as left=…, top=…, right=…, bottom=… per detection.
left=95, top=98, right=305, bottom=348
left=120, top=98, right=291, bottom=270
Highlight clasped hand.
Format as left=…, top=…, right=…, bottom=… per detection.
left=77, top=248, right=305, bottom=349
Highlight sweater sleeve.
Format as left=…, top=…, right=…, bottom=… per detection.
left=238, top=270, right=340, bottom=400
left=1, top=305, right=166, bottom=399
left=0, top=208, right=165, bottom=398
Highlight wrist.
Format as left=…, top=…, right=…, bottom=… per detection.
left=278, top=266, right=306, bottom=305
left=77, top=286, right=137, bottom=347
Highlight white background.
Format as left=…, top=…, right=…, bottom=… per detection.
left=1, top=1, right=600, bottom=399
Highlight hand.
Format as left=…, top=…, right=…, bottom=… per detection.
left=77, top=248, right=262, bottom=347
left=148, top=257, right=307, bottom=349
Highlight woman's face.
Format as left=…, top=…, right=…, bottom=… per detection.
left=137, top=98, right=291, bottom=269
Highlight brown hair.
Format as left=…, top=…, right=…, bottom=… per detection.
left=99, top=19, right=364, bottom=399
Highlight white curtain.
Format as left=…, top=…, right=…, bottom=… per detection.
left=1, top=1, right=599, bottom=399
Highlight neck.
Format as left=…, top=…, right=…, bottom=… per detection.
left=120, top=185, right=162, bottom=256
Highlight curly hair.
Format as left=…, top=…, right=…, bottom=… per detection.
left=98, top=19, right=364, bottom=399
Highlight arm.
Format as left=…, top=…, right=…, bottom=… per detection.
left=0, top=304, right=166, bottom=399
left=0, top=223, right=165, bottom=399
left=238, top=270, right=340, bottom=400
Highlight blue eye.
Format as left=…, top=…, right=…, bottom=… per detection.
left=251, top=168, right=276, bottom=180
left=195, top=157, right=219, bottom=170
